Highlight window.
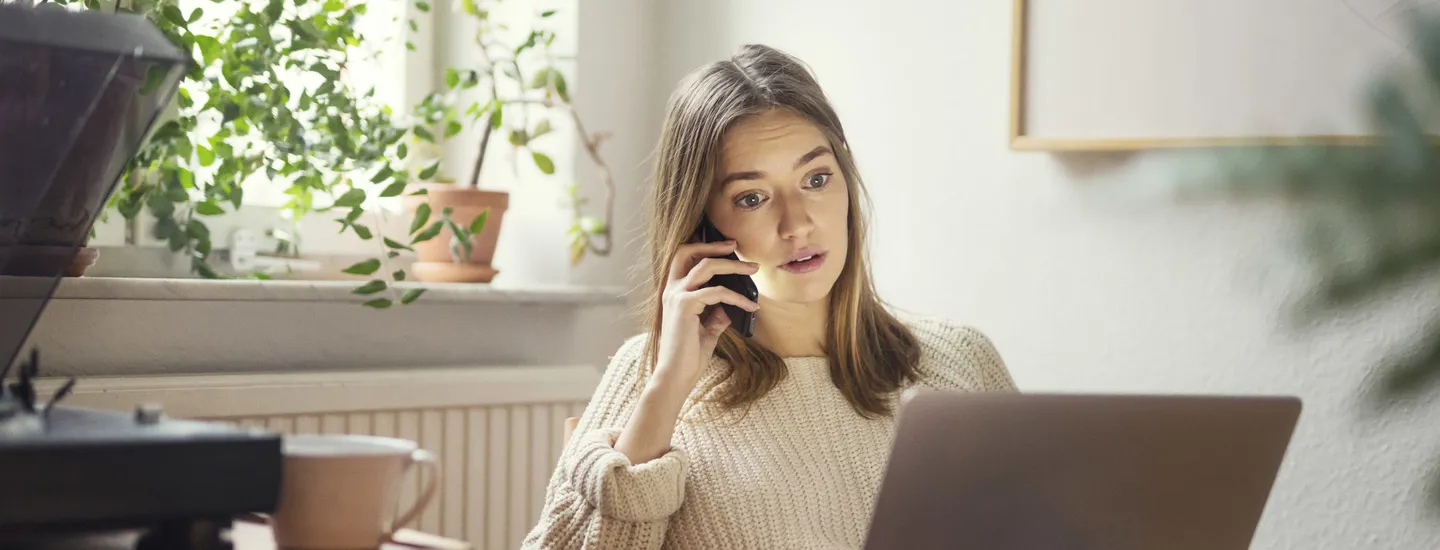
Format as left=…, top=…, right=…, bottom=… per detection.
left=92, top=0, right=579, bottom=278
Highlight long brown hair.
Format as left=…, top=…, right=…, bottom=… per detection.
left=637, top=44, right=921, bottom=418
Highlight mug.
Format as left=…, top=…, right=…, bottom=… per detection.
left=270, top=434, right=440, bottom=550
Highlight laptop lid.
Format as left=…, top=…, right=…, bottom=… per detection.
left=864, top=391, right=1301, bottom=550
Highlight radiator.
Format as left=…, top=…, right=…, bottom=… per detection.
left=38, top=365, right=600, bottom=550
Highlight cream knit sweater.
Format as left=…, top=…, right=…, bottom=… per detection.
left=521, top=315, right=1017, bottom=549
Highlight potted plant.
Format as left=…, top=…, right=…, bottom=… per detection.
left=1169, top=12, right=1440, bottom=512
left=397, top=0, right=618, bottom=283
left=33, top=0, right=616, bottom=304
left=35, top=0, right=435, bottom=305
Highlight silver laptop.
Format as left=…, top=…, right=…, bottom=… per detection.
left=864, top=391, right=1301, bottom=550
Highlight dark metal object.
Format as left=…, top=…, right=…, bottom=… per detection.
left=0, top=6, right=284, bottom=549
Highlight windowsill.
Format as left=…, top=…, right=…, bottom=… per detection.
left=22, top=275, right=637, bottom=377
left=47, top=276, right=630, bottom=306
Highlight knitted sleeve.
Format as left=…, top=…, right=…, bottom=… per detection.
left=909, top=318, right=1019, bottom=393
left=521, top=333, right=688, bottom=549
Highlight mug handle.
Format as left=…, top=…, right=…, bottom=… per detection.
left=387, top=448, right=441, bottom=540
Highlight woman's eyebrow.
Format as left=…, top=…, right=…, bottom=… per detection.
left=793, top=146, right=832, bottom=169
left=719, top=146, right=834, bottom=187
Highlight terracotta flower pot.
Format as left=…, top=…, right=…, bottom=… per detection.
left=67, top=246, right=99, bottom=277
left=402, top=185, right=509, bottom=283
left=3, top=245, right=97, bottom=277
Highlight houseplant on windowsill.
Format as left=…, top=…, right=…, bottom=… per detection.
left=35, top=0, right=459, bottom=305
left=397, top=0, right=618, bottom=283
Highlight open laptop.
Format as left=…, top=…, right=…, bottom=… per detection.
left=863, top=390, right=1301, bottom=550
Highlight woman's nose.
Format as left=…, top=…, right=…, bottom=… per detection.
left=776, top=197, right=816, bottom=241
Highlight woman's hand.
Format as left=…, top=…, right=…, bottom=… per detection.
left=654, top=240, right=760, bottom=389
left=615, top=240, right=759, bottom=464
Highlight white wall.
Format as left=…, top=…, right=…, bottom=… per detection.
left=649, top=1, right=1440, bottom=548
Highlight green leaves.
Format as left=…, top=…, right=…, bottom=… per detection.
left=343, top=259, right=382, bottom=275
left=509, top=129, right=529, bottom=146
left=532, top=119, right=552, bottom=140
left=410, top=202, right=432, bottom=234
left=529, top=67, right=570, bottom=102
left=380, top=181, right=408, bottom=198
left=333, top=188, right=366, bottom=208
left=194, top=35, right=221, bottom=66
left=419, top=159, right=441, bottom=180
left=265, top=0, right=284, bottom=22
left=412, top=221, right=444, bottom=244
left=441, top=209, right=473, bottom=262
left=328, top=116, right=355, bottom=153
left=195, top=201, right=225, bottom=216
left=350, top=223, right=373, bottom=240
left=489, top=102, right=504, bottom=129
left=163, top=5, right=186, bottom=27
left=384, top=237, right=414, bottom=251
left=197, top=146, right=215, bottom=167
left=353, top=280, right=387, bottom=294
left=83, top=0, right=608, bottom=310
left=470, top=208, right=489, bottom=234
left=371, top=165, right=394, bottom=183
left=532, top=152, right=555, bottom=174
left=1177, top=14, right=1440, bottom=515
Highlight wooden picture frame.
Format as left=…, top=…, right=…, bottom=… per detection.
left=1007, top=0, right=1430, bottom=152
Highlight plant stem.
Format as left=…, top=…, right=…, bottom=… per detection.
left=470, top=117, right=493, bottom=189
left=468, top=28, right=504, bottom=190
left=566, top=105, right=615, bottom=256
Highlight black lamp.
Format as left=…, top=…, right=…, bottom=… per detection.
left=0, top=2, right=188, bottom=386
left=0, top=6, right=281, bottom=549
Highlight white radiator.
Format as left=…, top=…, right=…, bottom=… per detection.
left=38, top=365, right=600, bottom=550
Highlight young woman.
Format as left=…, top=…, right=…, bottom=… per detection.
left=523, top=44, right=1017, bottom=549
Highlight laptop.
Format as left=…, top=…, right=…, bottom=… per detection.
left=863, top=390, right=1302, bottom=550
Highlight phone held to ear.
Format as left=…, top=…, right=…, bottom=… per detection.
left=696, top=218, right=758, bottom=338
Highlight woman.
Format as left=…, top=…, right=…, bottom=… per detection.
left=522, top=44, right=1017, bottom=549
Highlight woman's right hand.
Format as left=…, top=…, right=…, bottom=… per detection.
left=615, top=239, right=759, bottom=464
left=653, top=239, right=760, bottom=390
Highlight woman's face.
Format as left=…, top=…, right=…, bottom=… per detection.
left=707, top=109, right=850, bottom=305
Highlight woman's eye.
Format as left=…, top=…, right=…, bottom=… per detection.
left=805, top=173, right=831, bottom=189
left=734, top=193, right=766, bottom=209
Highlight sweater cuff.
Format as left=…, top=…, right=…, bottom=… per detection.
left=564, top=427, right=689, bottom=522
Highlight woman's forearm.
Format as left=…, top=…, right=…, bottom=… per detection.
left=615, top=372, right=691, bottom=464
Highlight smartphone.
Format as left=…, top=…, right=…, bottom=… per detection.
left=696, top=218, right=758, bottom=338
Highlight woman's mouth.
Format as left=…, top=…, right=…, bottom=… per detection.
left=780, top=251, right=826, bottom=274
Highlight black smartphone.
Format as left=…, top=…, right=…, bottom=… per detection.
left=696, top=218, right=758, bottom=338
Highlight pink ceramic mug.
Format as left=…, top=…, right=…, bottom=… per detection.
left=270, top=434, right=439, bottom=550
